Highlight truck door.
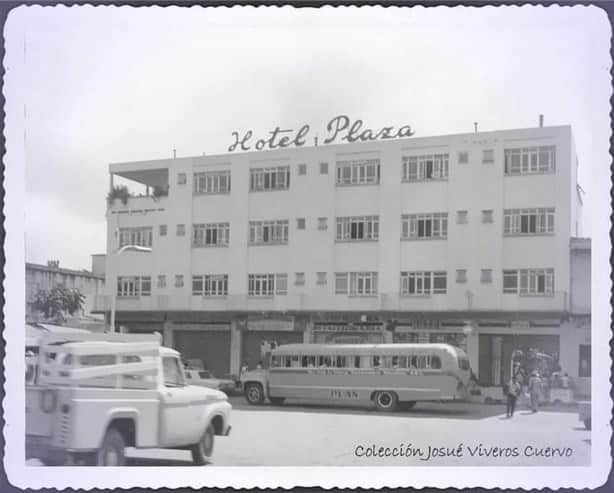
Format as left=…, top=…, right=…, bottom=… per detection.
left=158, top=356, right=203, bottom=447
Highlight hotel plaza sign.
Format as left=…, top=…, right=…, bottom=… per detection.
left=228, top=114, right=415, bottom=152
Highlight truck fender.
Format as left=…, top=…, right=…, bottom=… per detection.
left=99, top=408, right=140, bottom=448
left=198, top=403, right=228, bottom=436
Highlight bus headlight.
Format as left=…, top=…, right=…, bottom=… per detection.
left=40, top=389, right=57, bottom=413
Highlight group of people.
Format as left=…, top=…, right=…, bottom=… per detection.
left=504, top=369, right=544, bottom=418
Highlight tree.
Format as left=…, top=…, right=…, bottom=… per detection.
left=32, top=285, right=85, bottom=323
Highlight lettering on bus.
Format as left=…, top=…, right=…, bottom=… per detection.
left=330, top=389, right=359, bottom=399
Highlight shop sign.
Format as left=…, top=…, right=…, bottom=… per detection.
left=511, top=321, right=531, bottom=331
left=394, top=325, right=415, bottom=333
left=173, top=323, right=230, bottom=331
left=247, top=319, right=295, bottom=331
left=228, top=114, right=415, bottom=152
left=315, top=324, right=383, bottom=333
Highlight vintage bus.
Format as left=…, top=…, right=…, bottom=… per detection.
left=240, top=343, right=471, bottom=411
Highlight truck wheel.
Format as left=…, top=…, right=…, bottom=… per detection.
left=96, top=428, right=126, bottom=466
left=374, top=391, right=398, bottom=412
left=584, top=418, right=591, bottom=430
left=269, top=397, right=285, bottom=406
left=191, top=424, right=215, bottom=465
left=245, top=383, right=265, bottom=405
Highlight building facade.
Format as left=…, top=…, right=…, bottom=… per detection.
left=26, top=260, right=106, bottom=321
left=96, top=124, right=590, bottom=387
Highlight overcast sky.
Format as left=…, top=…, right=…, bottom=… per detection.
left=5, top=5, right=611, bottom=271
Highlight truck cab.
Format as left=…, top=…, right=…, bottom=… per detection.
left=26, top=332, right=232, bottom=466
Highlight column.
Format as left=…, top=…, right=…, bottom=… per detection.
left=229, top=319, right=242, bottom=375
left=466, top=330, right=479, bottom=377
left=163, top=320, right=174, bottom=348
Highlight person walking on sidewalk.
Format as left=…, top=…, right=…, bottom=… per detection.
left=506, top=378, right=521, bottom=417
left=528, top=371, right=542, bottom=413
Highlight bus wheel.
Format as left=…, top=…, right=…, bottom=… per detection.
left=269, top=397, right=285, bottom=406
left=374, top=391, right=398, bottom=412
left=245, top=383, right=265, bottom=405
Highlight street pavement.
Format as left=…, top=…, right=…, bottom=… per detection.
left=28, top=397, right=590, bottom=467
left=123, top=397, right=590, bottom=466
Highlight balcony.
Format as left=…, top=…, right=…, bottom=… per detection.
left=108, top=162, right=169, bottom=212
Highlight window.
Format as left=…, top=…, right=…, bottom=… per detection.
left=162, top=356, right=185, bottom=387
left=248, top=273, right=287, bottom=296
left=400, top=271, right=447, bottom=295
left=503, top=208, right=555, bottom=235
left=456, top=269, right=467, bottom=283
left=579, top=345, right=591, bottom=378
left=458, top=151, right=469, bottom=164
left=335, top=272, right=378, bottom=296
left=401, top=213, right=448, bottom=240
left=297, top=218, right=306, bottom=230
left=193, top=170, right=231, bottom=194
left=175, top=275, right=184, bottom=288
left=318, top=217, right=328, bottom=230
left=336, top=216, right=379, bottom=241
left=193, top=223, right=230, bottom=247
left=335, top=273, right=348, bottom=294
left=249, top=220, right=289, bottom=245
left=176, top=224, right=186, bottom=236
left=402, top=153, right=449, bottom=181
left=504, top=146, right=556, bottom=175
left=159, top=224, right=167, bottom=236
left=117, top=276, right=151, bottom=297
left=295, top=272, right=305, bottom=286
left=482, top=210, right=494, bottom=223
left=336, top=159, right=380, bottom=185
left=157, top=275, right=166, bottom=288
left=320, top=162, right=329, bottom=174
left=480, top=269, right=493, bottom=283
left=192, top=274, right=228, bottom=296
left=456, top=211, right=468, bottom=224
left=250, top=166, right=290, bottom=191
left=298, top=163, right=307, bottom=176
left=482, top=149, right=494, bottom=164
left=503, top=268, right=554, bottom=295
left=177, top=173, right=187, bottom=185
left=119, top=227, right=153, bottom=248
left=317, top=272, right=327, bottom=285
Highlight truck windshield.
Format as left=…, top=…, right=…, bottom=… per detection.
left=163, top=356, right=185, bottom=387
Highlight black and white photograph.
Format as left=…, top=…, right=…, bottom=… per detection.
left=3, top=3, right=612, bottom=490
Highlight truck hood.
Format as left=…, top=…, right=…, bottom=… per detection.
left=186, top=384, right=227, bottom=401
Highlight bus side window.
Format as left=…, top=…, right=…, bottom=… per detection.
left=431, top=355, right=442, bottom=369
left=271, top=355, right=281, bottom=368
left=336, top=356, right=346, bottom=368
left=417, top=355, right=427, bottom=369
left=408, top=355, right=417, bottom=368
left=289, top=355, right=299, bottom=367
left=372, top=356, right=381, bottom=368
left=302, top=355, right=316, bottom=368
left=354, top=356, right=361, bottom=368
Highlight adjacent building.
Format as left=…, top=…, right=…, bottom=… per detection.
left=95, top=124, right=590, bottom=390
left=26, top=260, right=105, bottom=322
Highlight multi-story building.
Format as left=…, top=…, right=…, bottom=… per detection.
left=26, top=260, right=105, bottom=321
left=96, top=124, right=589, bottom=387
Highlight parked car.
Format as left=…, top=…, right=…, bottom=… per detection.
left=185, top=369, right=237, bottom=394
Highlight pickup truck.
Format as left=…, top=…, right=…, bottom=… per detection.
left=26, top=332, right=232, bottom=466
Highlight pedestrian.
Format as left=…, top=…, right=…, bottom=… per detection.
left=506, top=378, right=520, bottom=417
left=528, top=371, right=542, bottom=413
left=256, top=360, right=263, bottom=370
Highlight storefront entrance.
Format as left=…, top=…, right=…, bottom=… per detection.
left=174, top=327, right=231, bottom=378
left=478, top=333, right=560, bottom=386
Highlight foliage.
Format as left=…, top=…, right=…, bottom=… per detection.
left=152, top=184, right=169, bottom=200
left=107, top=185, right=132, bottom=206
left=32, top=285, right=85, bottom=322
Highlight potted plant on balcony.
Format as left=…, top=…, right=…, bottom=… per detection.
left=152, top=184, right=169, bottom=201
left=107, top=185, right=132, bottom=206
